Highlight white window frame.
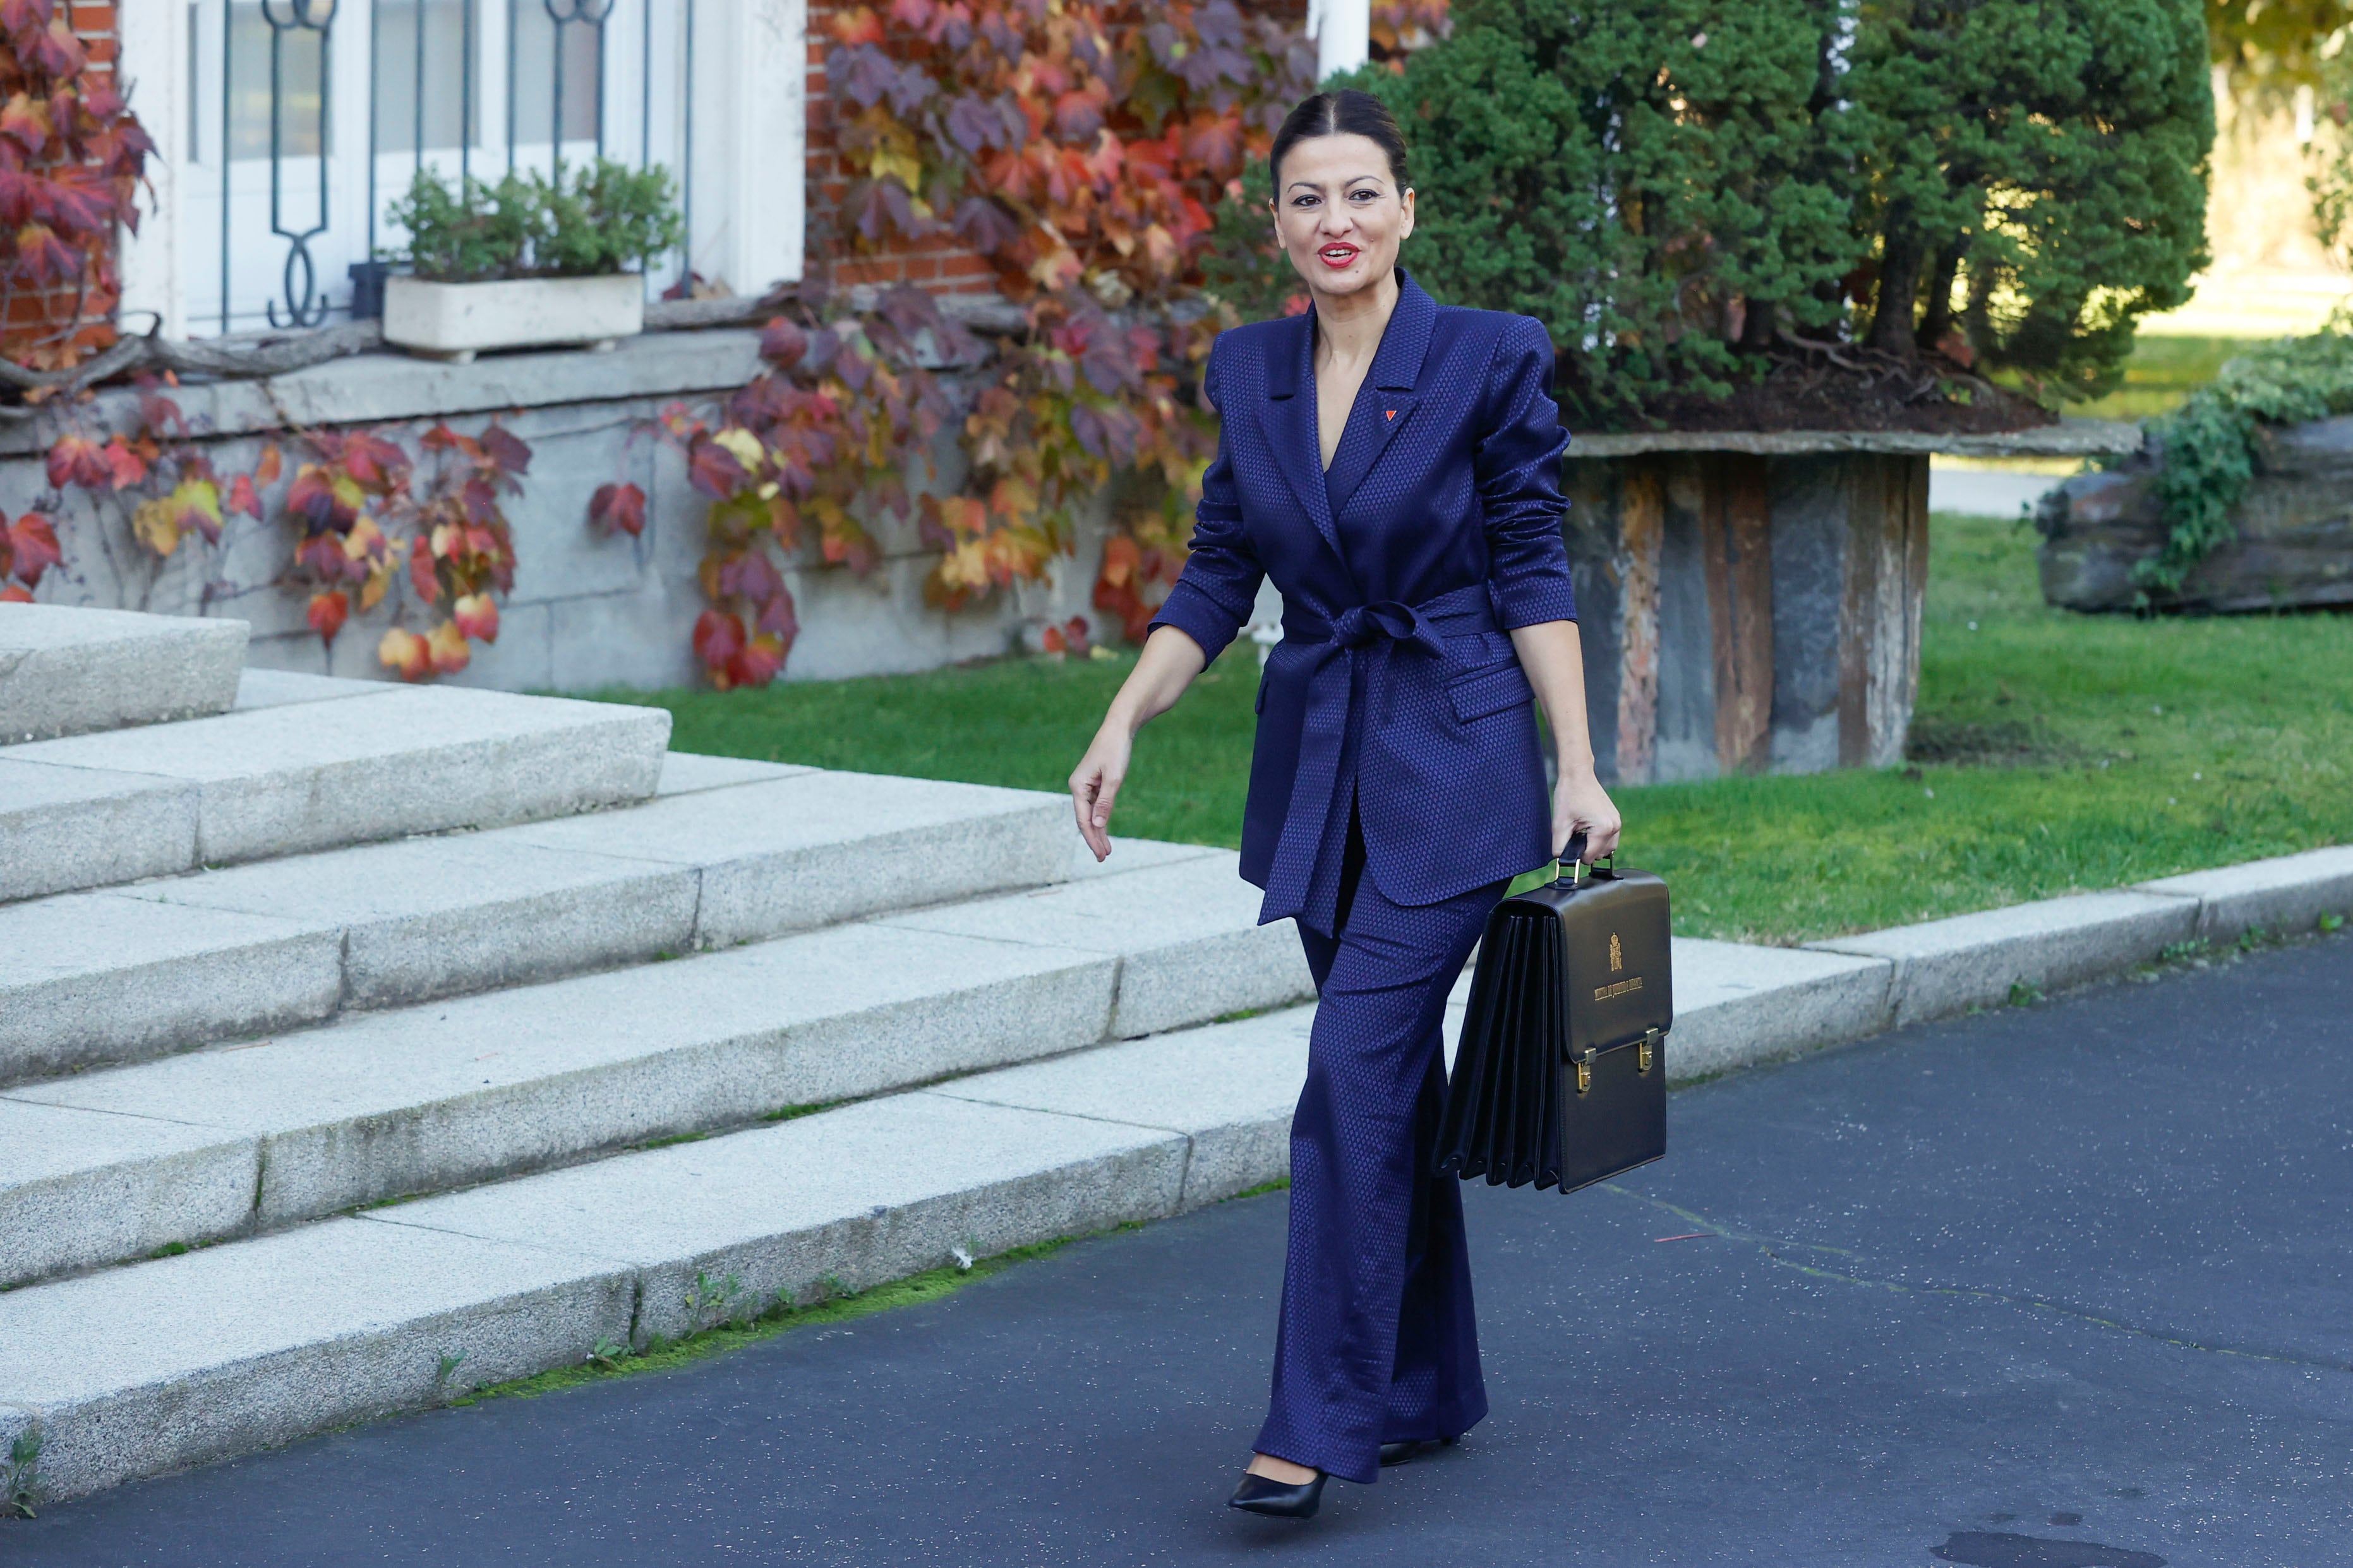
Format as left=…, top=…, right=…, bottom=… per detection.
left=118, top=0, right=804, bottom=340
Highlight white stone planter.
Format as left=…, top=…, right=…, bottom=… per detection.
left=382, top=273, right=646, bottom=362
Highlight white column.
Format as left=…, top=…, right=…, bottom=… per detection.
left=115, top=0, right=188, bottom=337
left=1308, top=0, right=1369, bottom=81
left=692, top=0, right=805, bottom=295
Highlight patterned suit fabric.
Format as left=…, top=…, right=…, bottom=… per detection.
left=1148, top=268, right=1577, bottom=933
left=1146, top=271, right=1579, bottom=1485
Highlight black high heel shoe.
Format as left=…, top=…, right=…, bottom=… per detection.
left=1228, top=1469, right=1327, bottom=1519
left=1378, top=1435, right=1459, bottom=1467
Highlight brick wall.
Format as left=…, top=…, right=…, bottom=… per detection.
left=803, top=3, right=1001, bottom=295
left=3, top=1, right=121, bottom=369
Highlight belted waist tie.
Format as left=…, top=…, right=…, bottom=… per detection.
left=1260, top=582, right=1502, bottom=932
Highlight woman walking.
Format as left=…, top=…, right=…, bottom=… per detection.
left=1067, top=88, right=1622, bottom=1519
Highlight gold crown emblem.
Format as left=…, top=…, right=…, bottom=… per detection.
left=1609, top=932, right=1623, bottom=973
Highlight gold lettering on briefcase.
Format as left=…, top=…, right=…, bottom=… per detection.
left=1609, top=933, right=1622, bottom=972
left=1594, top=976, right=1644, bottom=1002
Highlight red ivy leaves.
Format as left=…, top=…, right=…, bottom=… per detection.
left=584, top=1, right=1309, bottom=688
left=0, top=3, right=153, bottom=372
left=690, top=608, right=789, bottom=691
left=809, top=0, right=1308, bottom=649
left=306, top=589, right=349, bottom=643
left=0, top=507, right=59, bottom=596
left=588, top=481, right=647, bottom=537
left=616, top=287, right=964, bottom=688
left=45, top=431, right=143, bottom=490
left=375, top=420, right=527, bottom=676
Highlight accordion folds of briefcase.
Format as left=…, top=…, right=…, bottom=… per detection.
left=1434, top=850, right=1673, bottom=1195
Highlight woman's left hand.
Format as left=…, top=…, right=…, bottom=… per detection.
left=1553, top=769, right=1622, bottom=861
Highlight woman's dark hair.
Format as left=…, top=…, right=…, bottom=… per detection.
left=1268, top=89, right=1410, bottom=194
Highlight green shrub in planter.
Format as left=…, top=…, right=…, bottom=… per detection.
left=1208, top=0, right=2212, bottom=428
left=536, top=160, right=687, bottom=277
left=1848, top=0, right=2213, bottom=400
left=1367, top=0, right=1866, bottom=426
left=386, top=159, right=685, bottom=283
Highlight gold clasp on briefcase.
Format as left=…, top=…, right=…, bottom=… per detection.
left=1572, top=1028, right=1663, bottom=1094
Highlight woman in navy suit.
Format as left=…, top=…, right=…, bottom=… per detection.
left=1068, top=88, right=1622, bottom=1519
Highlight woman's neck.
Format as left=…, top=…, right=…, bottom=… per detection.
left=1312, top=268, right=1401, bottom=370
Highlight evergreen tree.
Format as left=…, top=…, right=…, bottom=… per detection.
left=1378, top=0, right=1863, bottom=423
left=1224, top=0, right=2214, bottom=422
left=1850, top=0, right=2213, bottom=395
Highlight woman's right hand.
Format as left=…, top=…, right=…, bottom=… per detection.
left=1066, top=624, right=1210, bottom=863
left=1069, top=724, right=1134, bottom=862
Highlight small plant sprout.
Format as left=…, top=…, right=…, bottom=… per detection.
left=685, top=1270, right=745, bottom=1329
left=3, top=1429, right=40, bottom=1519
left=587, top=1337, right=629, bottom=1370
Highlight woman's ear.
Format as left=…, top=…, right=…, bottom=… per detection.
left=1399, top=187, right=1416, bottom=242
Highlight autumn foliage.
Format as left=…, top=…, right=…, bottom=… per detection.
left=47, top=381, right=530, bottom=679
left=0, top=0, right=151, bottom=370
left=654, top=0, right=1316, bottom=687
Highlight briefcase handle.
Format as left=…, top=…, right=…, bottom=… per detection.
left=1505, top=837, right=1616, bottom=899
left=1561, top=832, right=1615, bottom=885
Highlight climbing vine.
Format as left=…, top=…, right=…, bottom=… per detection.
left=0, top=0, right=152, bottom=371
left=47, top=383, right=531, bottom=677
left=644, top=281, right=964, bottom=688
left=640, top=0, right=1316, bottom=686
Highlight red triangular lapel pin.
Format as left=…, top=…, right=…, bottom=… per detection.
left=1385, top=408, right=1397, bottom=421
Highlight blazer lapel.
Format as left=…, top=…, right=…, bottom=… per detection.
left=1263, top=311, right=1344, bottom=566
left=1323, top=272, right=1437, bottom=518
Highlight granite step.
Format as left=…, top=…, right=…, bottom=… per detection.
left=0, top=604, right=248, bottom=745
left=0, top=1005, right=1317, bottom=1505
left=6, top=847, right=2347, bottom=1508
left=0, top=763, right=1073, bottom=1084
left=0, top=847, right=1312, bottom=1288
left=0, top=680, right=671, bottom=904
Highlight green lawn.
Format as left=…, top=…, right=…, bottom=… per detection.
left=596, top=511, right=2353, bottom=944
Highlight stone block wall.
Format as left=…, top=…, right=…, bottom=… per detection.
left=2038, top=416, right=2353, bottom=613
left=13, top=327, right=1113, bottom=692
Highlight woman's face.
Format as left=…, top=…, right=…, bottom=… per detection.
left=1270, top=132, right=1414, bottom=303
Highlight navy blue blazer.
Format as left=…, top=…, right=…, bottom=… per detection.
left=1149, top=270, right=1577, bottom=931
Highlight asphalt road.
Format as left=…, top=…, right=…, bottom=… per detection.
left=11, top=935, right=2351, bottom=1568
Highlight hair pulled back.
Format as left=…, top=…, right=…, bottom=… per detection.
left=1268, top=89, right=1410, bottom=193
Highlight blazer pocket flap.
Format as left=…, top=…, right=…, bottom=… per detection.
left=1448, top=662, right=1536, bottom=722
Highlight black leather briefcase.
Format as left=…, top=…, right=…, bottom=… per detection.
left=1435, top=850, right=1672, bottom=1195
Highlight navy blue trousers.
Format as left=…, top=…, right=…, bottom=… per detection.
left=1256, top=816, right=1504, bottom=1484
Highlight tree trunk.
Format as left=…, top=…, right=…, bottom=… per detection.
left=1739, top=295, right=1779, bottom=352
left=1869, top=220, right=1925, bottom=359
left=1915, top=239, right=1968, bottom=352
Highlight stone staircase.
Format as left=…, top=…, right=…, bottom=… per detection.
left=0, top=607, right=1316, bottom=1502
left=13, top=607, right=2347, bottom=1509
